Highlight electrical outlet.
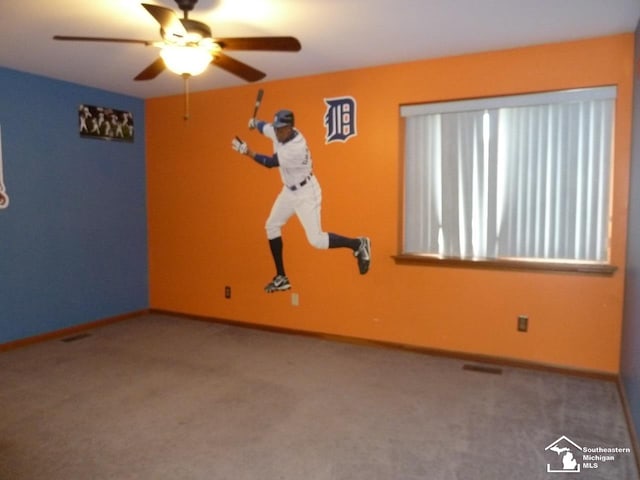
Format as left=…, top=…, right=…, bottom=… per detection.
left=291, top=293, right=299, bottom=306
left=517, top=315, right=528, bottom=332
left=225, top=286, right=231, bottom=299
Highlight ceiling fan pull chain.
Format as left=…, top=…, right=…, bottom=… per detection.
left=183, top=73, right=191, bottom=120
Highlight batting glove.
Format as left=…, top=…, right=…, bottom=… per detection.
left=232, top=136, right=248, bottom=155
left=248, top=118, right=257, bottom=130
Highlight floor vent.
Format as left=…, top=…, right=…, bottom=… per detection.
left=61, top=333, right=92, bottom=343
left=462, top=364, right=503, bottom=375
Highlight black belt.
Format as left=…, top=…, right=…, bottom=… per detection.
left=288, top=173, right=313, bottom=191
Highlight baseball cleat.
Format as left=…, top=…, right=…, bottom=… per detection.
left=265, top=275, right=291, bottom=293
left=355, top=237, right=371, bottom=274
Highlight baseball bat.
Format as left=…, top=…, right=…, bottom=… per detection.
left=252, top=88, right=264, bottom=119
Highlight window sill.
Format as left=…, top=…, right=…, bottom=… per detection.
left=393, top=254, right=617, bottom=275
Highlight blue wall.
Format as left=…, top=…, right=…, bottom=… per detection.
left=622, top=23, right=640, bottom=447
left=0, top=67, right=148, bottom=343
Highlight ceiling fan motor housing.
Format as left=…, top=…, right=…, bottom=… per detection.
left=180, top=19, right=212, bottom=39
left=161, top=18, right=212, bottom=45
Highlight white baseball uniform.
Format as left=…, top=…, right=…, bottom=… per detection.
left=257, top=122, right=329, bottom=249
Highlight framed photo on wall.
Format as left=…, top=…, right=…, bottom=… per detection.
left=79, top=104, right=134, bottom=142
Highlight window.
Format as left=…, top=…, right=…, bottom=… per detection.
left=400, top=87, right=616, bottom=269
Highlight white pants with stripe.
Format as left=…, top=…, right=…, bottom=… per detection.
left=265, top=175, right=329, bottom=249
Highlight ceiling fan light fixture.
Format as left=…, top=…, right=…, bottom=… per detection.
left=54, top=1, right=301, bottom=85
left=160, top=44, right=213, bottom=76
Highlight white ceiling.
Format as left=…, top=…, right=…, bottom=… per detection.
left=1, top=0, right=639, bottom=99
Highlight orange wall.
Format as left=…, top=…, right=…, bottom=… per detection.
left=146, top=34, right=634, bottom=374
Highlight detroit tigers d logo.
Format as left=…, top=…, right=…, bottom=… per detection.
left=324, top=96, right=357, bottom=144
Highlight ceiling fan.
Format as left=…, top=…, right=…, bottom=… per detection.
left=53, top=0, right=302, bottom=83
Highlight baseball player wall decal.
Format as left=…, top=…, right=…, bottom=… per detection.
left=232, top=109, right=371, bottom=293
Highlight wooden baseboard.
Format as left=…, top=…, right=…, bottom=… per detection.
left=0, top=309, right=149, bottom=353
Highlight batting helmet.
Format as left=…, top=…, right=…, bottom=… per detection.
left=273, top=109, right=294, bottom=128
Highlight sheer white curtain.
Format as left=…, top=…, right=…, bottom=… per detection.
left=402, top=87, right=615, bottom=263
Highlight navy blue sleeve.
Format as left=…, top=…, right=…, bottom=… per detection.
left=256, top=120, right=267, bottom=134
left=253, top=153, right=279, bottom=168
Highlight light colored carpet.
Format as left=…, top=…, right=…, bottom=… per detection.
left=0, top=313, right=637, bottom=479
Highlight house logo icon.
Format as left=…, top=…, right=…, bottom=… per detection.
left=545, top=436, right=582, bottom=473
